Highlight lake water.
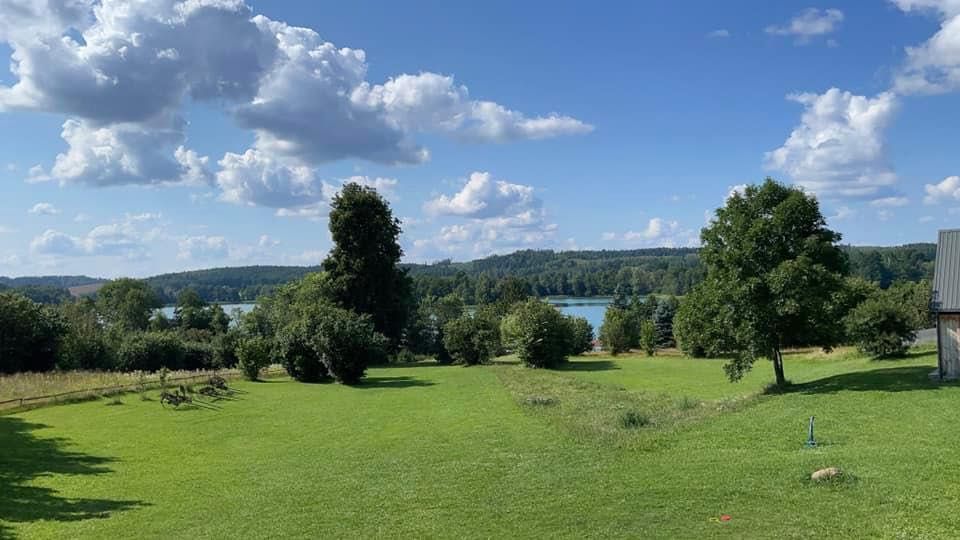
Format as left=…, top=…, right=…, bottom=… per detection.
left=545, top=297, right=612, bottom=334
left=159, top=303, right=257, bottom=319
left=161, top=297, right=613, bottom=334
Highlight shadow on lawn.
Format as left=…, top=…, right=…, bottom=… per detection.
left=357, top=376, right=435, bottom=389
left=558, top=360, right=620, bottom=372
left=0, top=417, right=146, bottom=539
left=779, top=365, right=949, bottom=395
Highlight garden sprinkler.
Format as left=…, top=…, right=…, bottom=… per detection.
left=805, top=416, right=816, bottom=448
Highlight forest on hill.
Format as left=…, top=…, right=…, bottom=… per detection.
left=0, top=243, right=938, bottom=305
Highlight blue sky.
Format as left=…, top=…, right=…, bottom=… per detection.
left=2, top=0, right=960, bottom=278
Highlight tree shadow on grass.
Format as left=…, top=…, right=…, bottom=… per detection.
left=558, top=360, right=620, bottom=372
left=0, top=417, right=147, bottom=539
left=356, top=376, right=435, bottom=389
left=776, top=366, right=950, bottom=395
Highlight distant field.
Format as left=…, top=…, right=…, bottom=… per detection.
left=3, top=347, right=957, bottom=538
left=66, top=283, right=105, bottom=297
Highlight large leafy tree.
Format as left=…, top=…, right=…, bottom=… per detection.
left=0, top=292, right=65, bottom=373
left=699, top=179, right=848, bottom=386
left=323, top=183, right=411, bottom=349
left=96, top=278, right=161, bottom=331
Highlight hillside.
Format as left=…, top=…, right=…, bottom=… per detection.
left=0, top=243, right=938, bottom=304
left=144, top=265, right=321, bottom=304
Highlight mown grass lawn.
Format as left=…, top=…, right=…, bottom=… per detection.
left=2, top=346, right=958, bottom=539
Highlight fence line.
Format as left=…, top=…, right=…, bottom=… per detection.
left=0, top=367, right=285, bottom=412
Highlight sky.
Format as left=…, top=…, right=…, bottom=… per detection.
left=2, top=0, right=960, bottom=278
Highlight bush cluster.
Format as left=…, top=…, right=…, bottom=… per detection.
left=501, top=299, right=572, bottom=368
left=442, top=312, right=501, bottom=366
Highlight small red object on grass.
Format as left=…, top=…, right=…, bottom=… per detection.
left=720, top=514, right=732, bottom=522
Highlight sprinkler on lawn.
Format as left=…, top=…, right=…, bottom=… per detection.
left=805, top=416, right=817, bottom=448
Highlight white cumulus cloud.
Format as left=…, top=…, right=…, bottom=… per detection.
left=924, top=175, right=960, bottom=203
left=894, top=0, right=960, bottom=94
left=29, top=212, right=163, bottom=259
left=425, top=171, right=539, bottom=219
left=0, top=0, right=590, bottom=196
left=765, top=88, right=899, bottom=199
left=415, top=171, right=557, bottom=257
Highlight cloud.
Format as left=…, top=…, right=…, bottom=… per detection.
left=341, top=175, right=399, bottom=201
left=74, top=213, right=91, bottom=223
left=600, top=218, right=696, bottom=247
left=177, top=233, right=281, bottom=263
left=765, top=88, right=899, bottom=199
left=414, top=171, right=558, bottom=257
left=765, top=8, right=844, bottom=42
left=0, top=225, right=15, bottom=234
left=29, top=213, right=162, bottom=258
left=216, top=149, right=399, bottom=219
left=924, top=175, right=960, bottom=203
left=894, top=1, right=960, bottom=94
left=1, top=0, right=263, bottom=186
left=30, top=118, right=213, bottom=187
left=707, top=29, right=731, bottom=38
left=216, top=148, right=335, bottom=218
left=0, top=1, right=589, bottom=193
left=829, top=205, right=856, bottom=221
left=919, top=215, right=936, bottom=223
left=726, top=184, right=748, bottom=201
left=870, top=196, right=909, bottom=207
left=424, top=171, right=539, bottom=219
left=28, top=202, right=60, bottom=215
left=177, top=235, right=229, bottom=261
left=285, top=249, right=327, bottom=266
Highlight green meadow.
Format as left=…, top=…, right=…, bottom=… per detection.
left=3, top=346, right=957, bottom=539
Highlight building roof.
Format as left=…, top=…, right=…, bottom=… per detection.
left=933, top=229, right=960, bottom=312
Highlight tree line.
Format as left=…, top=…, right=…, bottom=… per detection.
left=0, top=178, right=939, bottom=390
left=1, top=242, right=935, bottom=308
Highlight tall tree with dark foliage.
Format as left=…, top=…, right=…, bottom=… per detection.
left=323, top=183, right=411, bottom=349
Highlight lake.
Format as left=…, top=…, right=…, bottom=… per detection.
left=162, top=297, right=614, bottom=334
left=544, top=296, right=612, bottom=334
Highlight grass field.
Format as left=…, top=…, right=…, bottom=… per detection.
left=2, top=346, right=957, bottom=539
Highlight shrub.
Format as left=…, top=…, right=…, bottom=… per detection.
left=599, top=307, right=636, bottom=356
left=501, top=299, right=570, bottom=368
left=392, top=349, right=418, bottom=364
left=673, top=283, right=737, bottom=358
left=406, top=294, right=464, bottom=364
left=443, top=313, right=501, bottom=366
left=116, top=332, right=186, bottom=372
left=181, top=340, right=215, bottom=370
left=639, top=319, right=656, bottom=357
left=844, top=296, right=916, bottom=358
left=212, top=329, right=241, bottom=368
left=276, top=320, right=329, bottom=382
left=311, top=306, right=388, bottom=384
left=565, top=315, right=594, bottom=355
left=57, top=299, right=113, bottom=371
left=0, top=292, right=64, bottom=373
left=236, top=336, right=272, bottom=381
